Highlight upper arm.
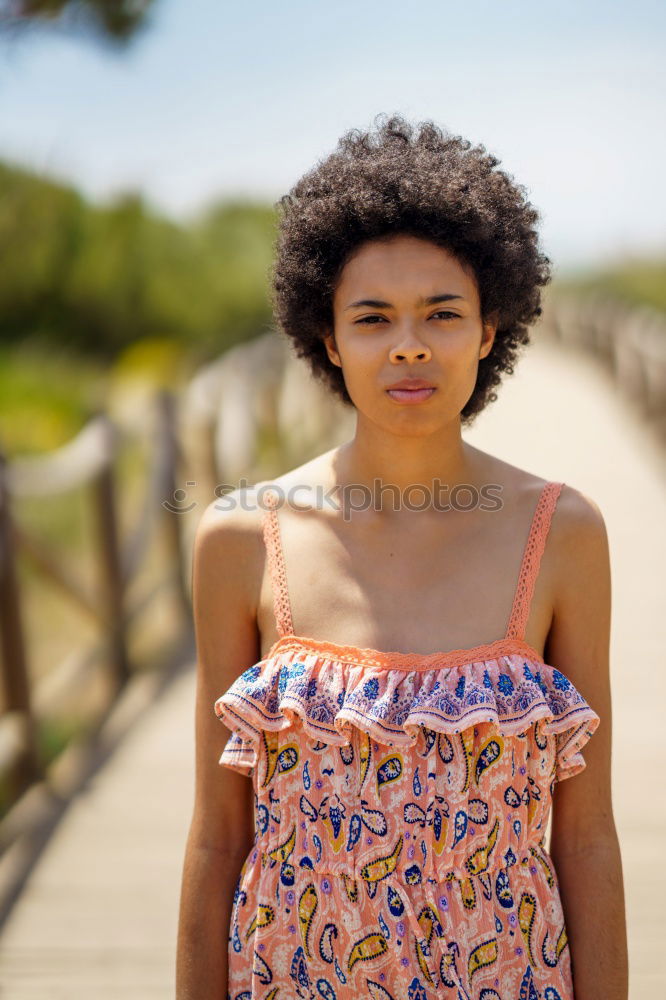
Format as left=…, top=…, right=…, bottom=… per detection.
left=187, top=489, right=263, bottom=858
left=545, top=484, right=616, bottom=854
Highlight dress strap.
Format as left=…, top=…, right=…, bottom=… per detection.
left=261, top=488, right=295, bottom=638
left=505, top=481, right=564, bottom=641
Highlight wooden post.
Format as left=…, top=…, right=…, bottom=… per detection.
left=156, top=389, right=191, bottom=619
left=0, top=451, right=41, bottom=799
left=92, top=416, right=130, bottom=691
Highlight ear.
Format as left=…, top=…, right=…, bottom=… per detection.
left=479, top=310, right=499, bottom=360
left=322, top=329, right=342, bottom=368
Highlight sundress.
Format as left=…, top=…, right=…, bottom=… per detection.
left=214, top=481, right=600, bottom=1000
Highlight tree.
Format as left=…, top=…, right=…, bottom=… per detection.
left=0, top=0, right=156, bottom=46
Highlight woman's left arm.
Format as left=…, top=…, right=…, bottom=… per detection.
left=545, top=486, right=629, bottom=1000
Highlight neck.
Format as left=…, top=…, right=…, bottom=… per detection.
left=332, top=419, right=482, bottom=513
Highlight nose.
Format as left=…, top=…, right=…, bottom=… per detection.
left=388, top=328, right=432, bottom=363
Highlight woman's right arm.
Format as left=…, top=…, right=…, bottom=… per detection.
left=176, top=492, right=263, bottom=1000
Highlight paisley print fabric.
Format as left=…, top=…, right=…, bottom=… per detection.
left=213, top=481, right=600, bottom=999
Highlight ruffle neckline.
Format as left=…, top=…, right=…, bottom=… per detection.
left=215, top=640, right=600, bottom=782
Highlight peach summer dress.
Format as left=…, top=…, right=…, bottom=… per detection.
left=214, top=481, right=600, bottom=1000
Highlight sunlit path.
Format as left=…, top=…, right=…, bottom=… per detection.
left=0, top=665, right=196, bottom=999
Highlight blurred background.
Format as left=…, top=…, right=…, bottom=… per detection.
left=0, top=0, right=664, bottom=997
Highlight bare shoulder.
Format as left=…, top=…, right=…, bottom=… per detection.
left=481, top=456, right=611, bottom=574
left=253, top=449, right=342, bottom=513
left=194, top=488, right=266, bottom=599
left=196, top=484, right=268, bottom=535
left=548, top=482, right=611, bottom=584
left=553, top=480, right=608, bottom=530
left=192, top=465, right=333, bottom=613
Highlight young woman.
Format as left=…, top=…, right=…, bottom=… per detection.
left=176, top=114, right=628, bottom=1000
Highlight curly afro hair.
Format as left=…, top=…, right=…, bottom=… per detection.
left=269, top=112, right=552, bottom=425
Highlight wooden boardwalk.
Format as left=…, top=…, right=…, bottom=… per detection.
left=0, top=334, right=664, bottom=998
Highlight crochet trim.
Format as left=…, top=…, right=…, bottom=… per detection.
left=263, top=633, right=543, bottom=672
left=506, top=481, right=563, bottom=640
left=261, top=488, right=294, bottom=637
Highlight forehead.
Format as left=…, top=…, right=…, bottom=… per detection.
left=334, top=235, right=478, bottom=300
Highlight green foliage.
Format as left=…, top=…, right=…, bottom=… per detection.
left=0, top=340, right=103, bottom=454
left=553, top=256, right=666, bottom=314
left=0, top=160, right=277, bottom=362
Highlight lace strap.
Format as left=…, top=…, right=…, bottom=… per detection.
left=505, top=481, right=564, bottom=641
left=261, top=488, right=294, bottom=638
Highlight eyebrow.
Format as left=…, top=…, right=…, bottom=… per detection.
left=344, top=293, right=465, bottom=310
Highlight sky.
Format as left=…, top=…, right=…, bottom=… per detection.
left=0, top=0, right=664, bottom=273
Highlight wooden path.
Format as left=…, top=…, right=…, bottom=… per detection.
left=0, top=333, right=664, bottom=997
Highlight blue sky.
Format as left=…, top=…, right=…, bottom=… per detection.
left=1, top=0, right=664, bottom=272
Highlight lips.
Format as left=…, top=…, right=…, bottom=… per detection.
left=386, top=381, right=437, bottom=405
left=386, top=378, right=436, bottom=390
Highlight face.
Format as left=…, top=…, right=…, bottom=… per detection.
left=322, top=234, right=497, bottom=432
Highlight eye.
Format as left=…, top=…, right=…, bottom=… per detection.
left=354, top=311, right=460, bottom=326
left=355, top=311, right=460, bottom=324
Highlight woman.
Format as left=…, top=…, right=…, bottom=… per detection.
left=176, top=113, right=628, bottom=999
